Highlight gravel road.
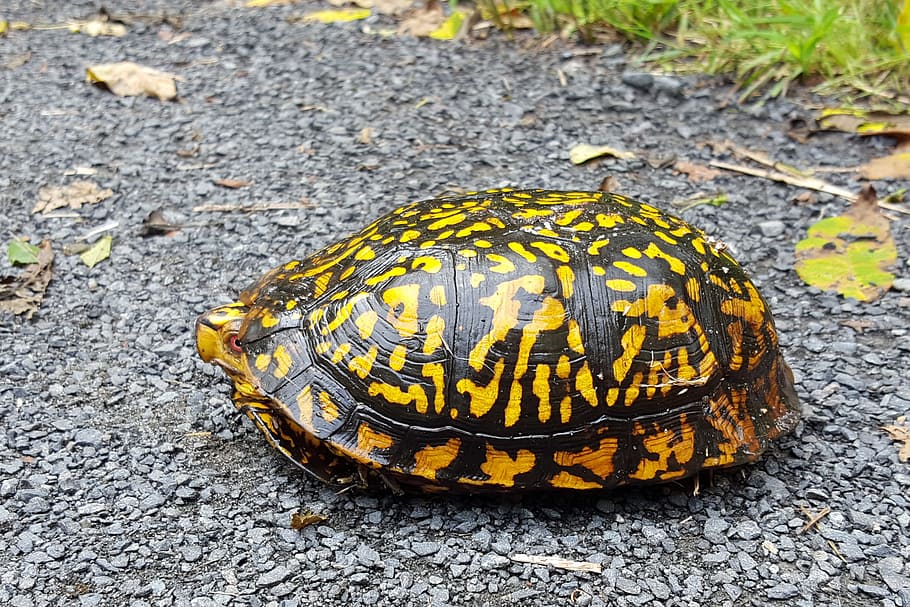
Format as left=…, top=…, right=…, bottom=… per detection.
left=2, top=1, right=909, bottom=606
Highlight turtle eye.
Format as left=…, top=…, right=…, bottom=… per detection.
left=227, top=335, right=243, bottom=354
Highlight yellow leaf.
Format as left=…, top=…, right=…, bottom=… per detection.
left=569, top=144, right=636, bottom=165
left=302, top=8, right=372, bottom=23
left=429, top=11, right=464, bottom=40
left=860, top=152, right=910, bottom=180
left=794, top=186, right=897, bottom=301
left=86, top=62, right=178, bottom=100
left=80, top=235, right=113, bottom=269
left=818, top=107, right=910, bottom=138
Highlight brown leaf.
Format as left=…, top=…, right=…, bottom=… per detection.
left=33, top=181, right=113, bottom=214
left=883, top=420, right=910, bottom=463
left=598, top=175, right=620, bottom=192
left=792, top=191, right=817, bottom=205
left=398, top=0, right=445, bottom=36
left=213, top=178, right=252, bottom=189
left=818, top=108, right=910, bottom=138
left=0, top=241, right=54, bottom=318
left=86, top=61, right=178, bottom=100
left=860, top=152, right=910, bottom=180
left=290, top=511, right=327, bottom=530
left=3, top=51, right=31, bottom=70
left=674, top=160, right=721, bottom=183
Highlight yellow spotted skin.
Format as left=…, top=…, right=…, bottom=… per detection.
left=197, top=189, right=799, bottom=493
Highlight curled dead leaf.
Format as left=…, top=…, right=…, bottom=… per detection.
left=0, top=240, right=54, bottom=319
left=86, top=61, right=178, bottom=100
left=860, top=152, right=910, bottom=180
left=33, top=181, right=113, bottom=214
left=882, top=420, right=910, bottom=463
left=569, top=143, right=636, bottom=165
left=674, top=160, right=721, bottom=183
left=290, top=511, right=328, bottom=530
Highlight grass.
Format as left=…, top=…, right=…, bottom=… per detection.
left=478, top=0, right=910, bottom=103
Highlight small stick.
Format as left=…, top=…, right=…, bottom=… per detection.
left=193, top=201, right=313, bottom=213
left=510, top=553, right=602, bottom=573
left=798, top=505, right=831, bottom=534
left=709, top=160, right=857, bottom=202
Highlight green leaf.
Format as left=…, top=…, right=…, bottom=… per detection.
left=8, top=239, right=40, bottom=265
left=80, top=235, right=112, bottom=268
left=429, top=11, right=465, bottom=40
left=794, top=187, right=897, bottom=301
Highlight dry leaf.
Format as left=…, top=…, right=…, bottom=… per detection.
left=80, top=235, right=112, bottom=268
left=301, top=8, right=372, bottom=23
left=213, top=178, right=252, bottom=189
left=794, top=185, right=897, bottom=301
left=398, top=0, right=445, bottom=36
left=674, top=160, right=721, bottom=183
left=883, top=421, right=910, bottom=463
left=569, top=144, right=636, bottom=165
left=33, top=181, right=113, bottom=214
left=290, top=511, right=327, bottom=530
left=598, top=175, right=620, bottom=192
left=0, top=240, right=54, bottom=318
left=3, top=51, right=31, bottom=70
left=860, top=152, right=910, bottom=180
left=69, top=18, right=127, bottom=37
left=818, top=108, right=910, bottom=138
left=86, top=62, right=178, bottom=100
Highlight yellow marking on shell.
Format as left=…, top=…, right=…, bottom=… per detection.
left=624, top=371, right=643, bottom=406
left=355, top=423, right=394, bottom=461
left=554, top=437, right=618, bottom=481
left=556, top=265, right=575, bottom=299
left=596, top=213, right=625, bottom=228
left=458, top=248, right=477, bottom=258
left=630, top=216, right=647, bottom=226
left=422, top=363, right=446, bottom=414
left=654, top=231, right=678, bottom=245
left=555, top=209, right=584, bottom=226
left=477, top=445, right=536, bottom=487
left=429, top=285, right=447, bottom=306
left=622, top=247, right=642, bottom=259
left=467, top=275, right=546, bottom=371
left=566, top=319, right=585, bottom=354
left=559, top=395, right=572, bottom=424
left=575, top=362, right=598, bottom=408
left=382, top=283, right=421, bottom=337
left=549, top=471, right=602, bottom=490
left=508, top=242, right=537, bottom=263
left=487, top=216, right=506, bottom=228
left=330, top=343, right=351, bottom=364
left=419, top=240, right=436, bottom=249
left=318, top=391, right=339, bottom=422
left=457, top=357, right=506, bottom=418
left=400, top=229, right=421, bottom=243
left=389, top=344, right=408, bottom=371
left=606, top=278, right=637, bottom=292
left=365, top=265, right=406, bottom=286
left=354, top=310, right=379, bottom=340
left=529, top=241, right=570, bottom=262
left=487, top=254, right=515, bottom=274
left=323, top=293, right=370, bottom=335
left=613, top=260, right=647, bottom=277
left=587, top=239, right=610, bottom=255
left=255, top=354, right=271, bottom=372
left=670, top=225, right=692, bottom=238
left=505, top=296, right=566, bottom=428
left=613, top=324, right=646, bottom=383
left=556, top=354, right=571, bottom=378
left=428, top=213, right=466, bottom=230
left=470, top=273, right=485, bottom=287
left=296, top=385, right=314, bottom=427
left=354, top=246, right=376, bottom=261
left=287, top=273, right=305, bottom=281
left=456, top=263, right=466, bottom=271
left=474, top=239, right=492, bottom=248
left=338, top=266, right=356, bottom=281
left=260, top=311, right=280, bottom=329
left=606, top=387, right=619, bottom=407
left=534, top=228, right=560, bottom=239
left=642, top=242, right=686, bottom=275
left=455, top=222, right=491, bottom=237
left=690, top=237, right=707, bottom=255
left=348, top=345, right=378, bottom=379
left=413, top=438, right=460, bottom=480
left=571, top=221, right=594, bottom=232
left=513, top=207, right=554, bottom=220
left=284, top=260, right=301, bottom=271
left=685, top=276, right=701, bottom=302
left=368, top=382, right=429, bottom=414
left=628, top=414, right=696, bottom=481
left=412, top=256, right=443, bottom=273
left=315, top=341, right=332, bottom=355
left=592, top=265, right=606, bottom=276
left=423, top=315, right=446, bottom=354
left=534, top=364, right=551, bottom=423
left=271, top=344, right=293, bottom=379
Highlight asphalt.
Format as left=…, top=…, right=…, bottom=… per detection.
left=1, top=1, right=909, bottom=606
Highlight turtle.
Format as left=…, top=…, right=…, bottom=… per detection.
left=196, top=189, right=799, bottom=493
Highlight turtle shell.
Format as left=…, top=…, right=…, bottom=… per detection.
left=197, top=189, right=799, bottom=492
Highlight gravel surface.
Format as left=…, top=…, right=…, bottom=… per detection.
left=2, top=1, right=909, bottom=606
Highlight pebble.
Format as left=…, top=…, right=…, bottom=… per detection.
left=767, top=583, right=799, bottom=599
left=759, top=220, right=786, bottom=238
left=621, top=71, right=654, bottom=90
left=257, top=566, right=291, bottom=588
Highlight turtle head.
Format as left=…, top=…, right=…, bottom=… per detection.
left=195, top=302, right=262, bottom=402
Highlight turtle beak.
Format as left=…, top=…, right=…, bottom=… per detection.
left=195, top=303, right=248, bottom=364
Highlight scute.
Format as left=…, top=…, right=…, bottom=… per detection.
left=202, top=189, right=799, bottom=492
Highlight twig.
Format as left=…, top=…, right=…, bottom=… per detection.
left=709, top=160, right=857, bottom=202
left=510, top=553, right=602, bottom=573
left=798, top=505, right=831, bottom=534
left=192, top=201, right=313, bottom=213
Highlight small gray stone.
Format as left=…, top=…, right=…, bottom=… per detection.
left=703, top=517, right=730, bottom=543
left=734, top=520, right=762, bottom=540
left=621, top=72, right=654, bottom=91
left=616, top=577, right=641, bottom=595
left=891, top=278, right=910, bottom=291
left=356, top=544, right=380, bottom=567
left=411, top=541, right=440, bottom=557
left=74, top=428, right=103, bottom=446
left=759, top=220, right=785, bottom=238
left=652, top=75, right=685, bottom=96
left=257, top=565, right=291, bottom=587
left=646, top=578, right=670, bottom=600
left=479, top=553, right=510, bottom=570
left=767, top=583, right=799, bottom=599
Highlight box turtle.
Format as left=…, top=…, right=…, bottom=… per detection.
left=196, top=189, right=799, bottom=493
